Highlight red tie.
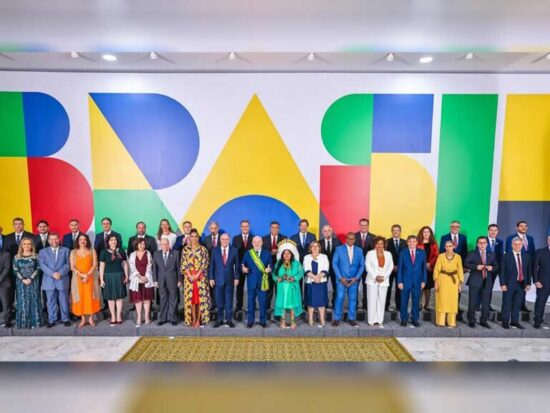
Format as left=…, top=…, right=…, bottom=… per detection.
left=272, top=236, right=276, bottom=250
left=410, top=249, right=415, bottom=264
left=361, top=235, right=366, bottom=249
left=222, top=248, right=227, bottom=265
left=452, top=235, right=458, bottom=247
left=481, top=251, right=487, bottom=279
left=243, top=235, right=248, bottom=249
left=516, top=253, right=524, bottom=282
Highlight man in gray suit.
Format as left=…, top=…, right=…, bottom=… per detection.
left=153, top=238, right=181, bottom=326
left=0, top=251, right=12, bottom=328
left=38, top=233, right=71, bottom=328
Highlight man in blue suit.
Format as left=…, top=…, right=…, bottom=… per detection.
left=486, top=223, right=504, bottom=311
left=241, top=236, right=272, bottom=328
left=331, top=232, right=365, bottom=327
left=38, top=233, right=71, bottom=328
left=61, top=219, right=82, bottom=250
left=290, top=219, right=316, bottom=261
left=533, top=233, right=550, bottom=329
left=94, top=217, right=123, bottom=257
left=439, top=220, right=468, bottom=262
left=209, top=233, right=239, bottom=328
left=397, top=235, right=427, bottom=327
left=500, top=237, right=532, bottom=329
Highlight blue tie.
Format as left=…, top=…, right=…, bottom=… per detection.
left=0, top=236, right=2, bottom=250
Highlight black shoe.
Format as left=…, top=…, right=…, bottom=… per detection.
left=332, top=320, right=339, bottom=327
left=63, top=321, right=71, bottom=327
left=511, top=322, right=525, bottom=330
left=400, top=321, right=407, bottom=327
left=475, top=306, right=481, bottom=312
left=213, top=321, right=223, bottom=328
left=412, top=321, right=420, bottom=327
left=502, top=322, right=510, bottom=329
left=489, top=306, right=496, bottom=312
left=468, top=321, right=476, bottom=328
left=158, top=321, right=166, bottom=326
left=227, top=321, right=235, bottom=328
left=480, top=322, right=491, bottom=329
left=521, top=305, right=531, bottom=312
left=349, top=320, right=358, bottom=327
left=246, top=322, right=253, bottom=329
left=261, top=323, right=268, bottom=328
left=534, top=322, right=542, bottom=329
left=171, top=321, right=177, bottom=326
left=4, top=322, right=12, bottom=329
left=47, top=322, right=56, bottom=328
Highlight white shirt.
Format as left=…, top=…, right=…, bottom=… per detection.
left=347, top=245, right=354, bottom=262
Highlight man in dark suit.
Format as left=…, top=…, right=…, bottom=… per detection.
left=486, top=223, right=504, bottom=311
left=0, top=251, right=12, bottom=328
left=290, top=219, right=316, bottom=261
left=152, top=238, right=181, bottom=325
left=3, top=217, right=34, bottom=258
left=262, top=221, right=287, bottom=308
left=232, top=219, right=253, bottom=312
left=500, top=237, right=532, bottom=329
left=62, top=219, right=82, bottom=250
left=127, top=221, right=157, bottom=256
left=354, top=218, right=376, bottom=309
left=209, top=233, right=239, bottom=327
left=533, top=235, right=550, bottom=329
left=465, top=236, right=499, bottom=328
left=319, top=224, right=341, bottom=307
left=33, top=220, right=50, bottom=253
left=94, top=217, right=123, bottom=257
left=385, top=224, right=407, bottom=312
left=505, top=220, right=536, bottom=312
left=439, top=220, right=468, bottom=262
left=397, top=235, right=427, bottom=327
left=202, top=220, right=223, bottom=310
left=173, top=220, right=194, bottom=252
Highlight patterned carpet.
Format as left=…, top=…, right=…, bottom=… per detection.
left=120, top=337, right=415, bottom=362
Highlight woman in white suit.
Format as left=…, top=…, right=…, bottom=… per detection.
left=303, top=241, right=330, bottom=327
left=365, top=236, right=394, bottom=327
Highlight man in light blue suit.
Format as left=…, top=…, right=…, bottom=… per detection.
left=209, top=233, right=240, bottom=328
left=331, top=232, right=365, bottom=327
left=38, top=233, right=71, bottom=328
left=397, top=235, right=427, bottom=327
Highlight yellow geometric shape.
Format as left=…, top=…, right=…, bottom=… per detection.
left=88, top=96, right=151, bottom=190
left=499, top=94, right=550, bottom=201
left=0, top=157, right=32, bottom=228
left=370, top=153, right=436, bottom=237
left=184, top=95, right=320, bottom=234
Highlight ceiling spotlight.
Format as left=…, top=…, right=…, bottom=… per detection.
left=101, top=53, right=117, bottom=62
left=70, top=51, right=79, bottom=58
left=386, top=53, right=395, bottom=62
left=465, top=52, right=474, bottom=60
left=307, top=52, right=316, bottom=61
left=149, top=51, right=158, bottom=60
left=228, top=52, right=236, bottom=60
left=419, top=56, right=433, bottom=64
left=546, top=52, right=550, bottom=60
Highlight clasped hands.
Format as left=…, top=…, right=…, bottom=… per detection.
left=339, top=277, right=357, bottom=287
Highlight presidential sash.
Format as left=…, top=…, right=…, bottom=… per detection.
left=250, top=250, right=269, bottom=292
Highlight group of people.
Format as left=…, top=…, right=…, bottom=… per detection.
left=0, top=216, right=549, bottom=331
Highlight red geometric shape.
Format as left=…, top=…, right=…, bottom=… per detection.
left=27, top=158, right=94, bottom=235
left=320, top=165, right=371, bottom=243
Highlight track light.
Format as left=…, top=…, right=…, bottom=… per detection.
left=386, top=53, right=394, bottom=62
left=70, top=51, right=79, bottom=58
left=419, top=56, right=433, bottom=63
left=307, top=52, right=316, bottom=61
left=101, top=53, right=117, bottom=62
left=465, top=52, right=474, bottom=60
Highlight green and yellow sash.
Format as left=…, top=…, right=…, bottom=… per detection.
left=250, top=250, right=269, bottom=292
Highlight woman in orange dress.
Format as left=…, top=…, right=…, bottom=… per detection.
left=70, top=233, right=101, bottom=328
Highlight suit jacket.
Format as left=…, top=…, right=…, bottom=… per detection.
left=354, top=231, right=376, bottom=255
left=332, top=244, right=365, bottom=280
left=386, top=238, right=407, bottom=272
left=94, top=231, right=123, bottom=256
left=290, top=232, right=316, bottom=260
left=241, top=248, right=272, bottom=289
left=439, top=233, right=468, bottom=261
left=319, top=236, right=341, bottom=271
left=534, top=247, right=550, bottom=287
left=365, top=250, right=394, bottom=286
left=152, top=249, right=181, bottom=283
left=3, top=231, right=34, bottom=257
left=505, top=234, right=536, bottom=261
left=209, top=245, right=239, bottom=286
left=202, top=232, right=224, bottom=253
left=127, top=234, right=157, bottom=256
left=62, top=232, right=82, bottom=250
left=417, top=241, right=439, bottom=269
left=33, top=234, right=50, bottom=253
left=173, top=234, right=197, bottom=252
left=500, top=250, right=531, bottom=290
left=486, top=237, right=504, bottom=275
left=397, top=248, right=427, bottom=289
left=464, top=249, right=499, bottom=288
left=262, top=234, right=287, bottom=265
left=0, top=234, right=4, bottom=253
left=0, top=251, right=11, bottom=288
left=232, top=234, right=254, bottom=262
left=38, top=246, right=70, bottom=291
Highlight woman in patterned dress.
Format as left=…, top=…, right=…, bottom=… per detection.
left=180, top=229, right=210, bottom=327
left=13, top=237, right=42, bottom=329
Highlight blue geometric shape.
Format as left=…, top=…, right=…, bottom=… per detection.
left=90, top=93, right=200, bottom=189
left=22, top=92, right=70, bottom=157
left=203, top=195, right=301, bottom=240
left=372, top=94, right=433, bottom=153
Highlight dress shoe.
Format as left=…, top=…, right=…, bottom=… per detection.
left=480, top=322, right=491, bottom=329
left=332, top=320, right=339, bottom=327
left=227, top=321, right=236, bottom=328
left=213, top=321, right=223, bottom=328
left=4, top=321, right=12, bottom=329
left=158, top=320, right=166, bottom=326
left=400, top=321, right=407, bottom=327
left=246, top=322, right=253, bottom=328
left=349, top=320, right=358, bottom=327
left=468, top=321, right=476, bottom=328
left=489, top=306, right=496, bottom=312
left=521, top=305, right=531, bottom=312
left=412, top=321, right=420, bottom=327
left=502, top=322, right=510, bottom=329
left=171, top=321, right=177, bottom=326
left=63, top=321, right=72, bottom=327
left=534, top=322, right=542, bottom=329
left=47, top=322, right=56, bottom=328
left=511, top=322, right=525, bottom=330
left=261, top=323, right=268, bottom=328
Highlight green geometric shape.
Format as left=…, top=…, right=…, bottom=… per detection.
left=0, top=92, right=27, bottom=156
left=435, top=94, right=498, bottom=249
left=93, top=189, right=179, bottom=248
left=321, top=94, right=373, bottom=165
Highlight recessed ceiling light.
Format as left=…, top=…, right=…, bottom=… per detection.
left=307, top=52, right=316, bottom=61
left=101, top=53, right=117, bottom=62
left=419, top=56, right=433, bottom=63
left=465, top=52, right=474, bottom=60
left=386, top=53, right=394, bottom=62
left=228, top=52, right=236, bottom=60
left=149, top=52, right=158, bottom=60
left=70, top=51, right=79, bottom=58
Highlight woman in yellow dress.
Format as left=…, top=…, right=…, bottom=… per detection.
left=433, top=240, right=464, bottom=328
left=70, top=233, right=101, bottom=328
left=180, top=229, right=210, bottom=328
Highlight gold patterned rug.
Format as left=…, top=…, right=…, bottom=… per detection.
left=120, top=337, right=414, bottom=362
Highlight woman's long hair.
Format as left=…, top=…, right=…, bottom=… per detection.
left=16, top=237, right=36, bottom=259
left=157, top=218, right=175, bottom=240
left=275, top=249, right=295, bottom=275
left=417, top=226, right=436, bottom=245
left=74, top=233, right=92, bottom=250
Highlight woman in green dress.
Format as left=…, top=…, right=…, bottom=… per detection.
left=99, top=234, right=128, bottom=326
left=273, top=241, right=304, bottom=329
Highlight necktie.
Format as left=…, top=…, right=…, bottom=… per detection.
left=272, top=236, right=276, bottom=250
left=481, top=251, right=487, bottom=279
left=163, top=253, right=168, bottom=265
left=42, top=237, right=46, bottom=248
left=222, top=248, right=227, bottom=265
left=16, top=234, right=21, bottom=245
left=104, top=233, right=108, bottom=245
left=213, top=235, right=217, bottom=248
left=72, top=233, right=77, bottom=242
left=53, top=249, right=58, bottom=262
left=452, top=235, right=458, bottom=247
left=362, top=234, right=366, bottom=249
left=327, top=239, right=331, bottom=254
left=410, top=249, right=415, bottom=264
left=522, top=235, right=528, bottom=251
left=395, top=239, right=399, bottom=251
left=243, top=235, right=248, bottom=249
left=516, top=253, right=524, bottom=282
left=490, top=239, right=495, bottom=252
left=0, top=236, right=2, bottom=250
left=301, top=234, right=306, bottom=248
